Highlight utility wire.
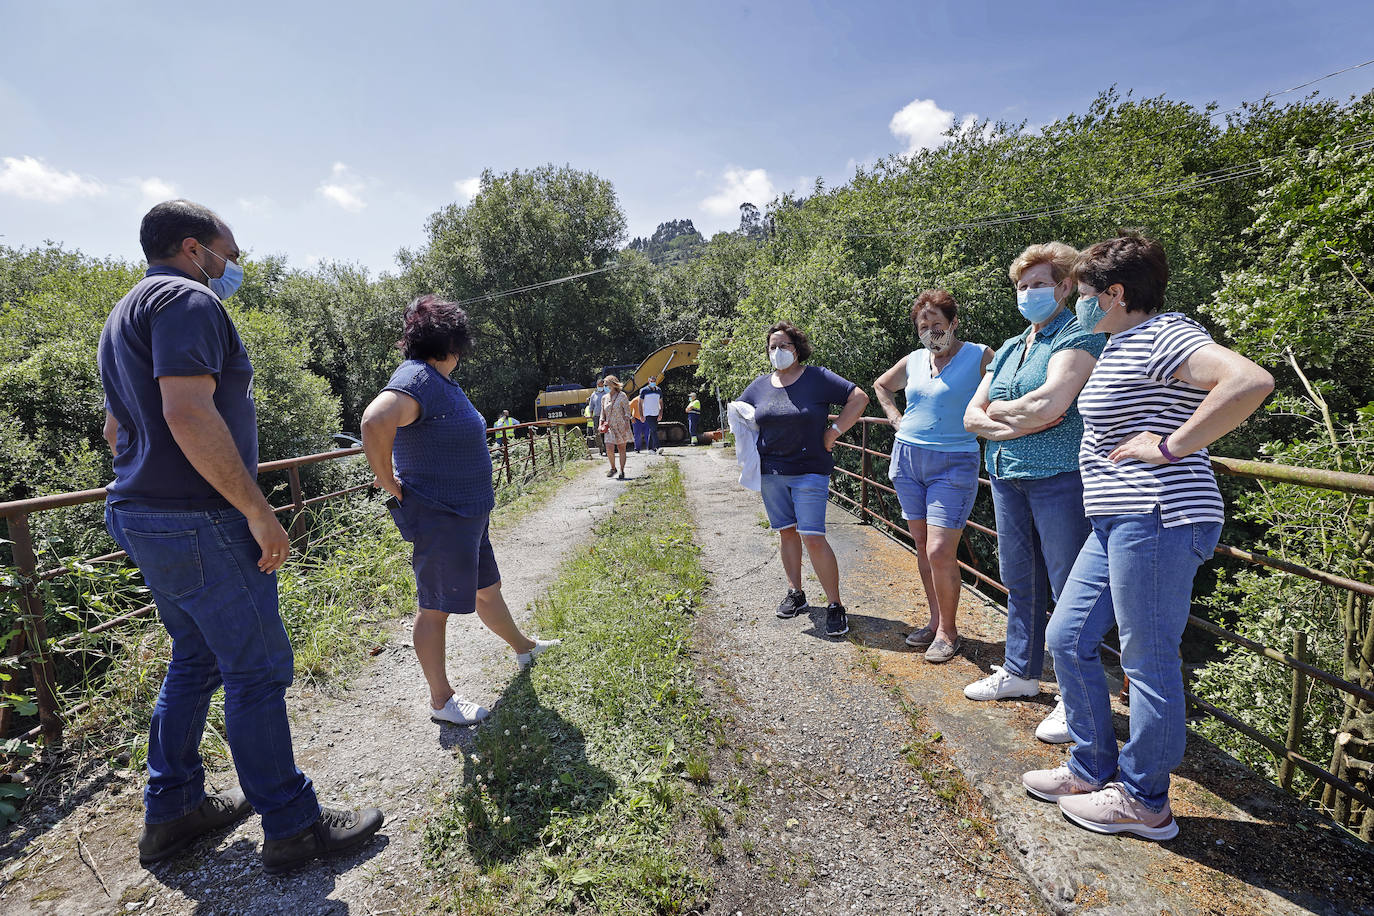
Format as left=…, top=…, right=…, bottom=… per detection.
left=861, top=55, right=1374, bottom=231
left=448, top=59, right=1374, bottom=308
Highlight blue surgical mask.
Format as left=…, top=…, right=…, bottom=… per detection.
left=1016, top=287, right=1059, bottom=324
left=1076, top=294, right=1117, bottom=333
left=196, top=245, right=244, bottom=299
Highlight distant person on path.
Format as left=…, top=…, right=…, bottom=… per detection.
left=640, top=375, right=663, bottom=452
left=739, top=321, right=869, bottom=637
left=629, top=391, right=647, bottom=452
left=599, top=374, right=633, bottom=479
left=588, top=377, right=608, bottom=456
left=493, top=409, right=518, bottom=443
left=962, top=243, right=1107, bottom=742
left=873, top=290, right=992, bottom=663
left=1022, top=232, right=1272, bottom=841
left=361, top=295, right=559, bottom=731
left=98, top=200, right=382, bottom=874
left=686, top=392, right=701, bottom=443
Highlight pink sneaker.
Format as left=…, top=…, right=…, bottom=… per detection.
left=1021, top=764, right=1101, bottom=802
left=1058, top=783, right=1179, bottom=841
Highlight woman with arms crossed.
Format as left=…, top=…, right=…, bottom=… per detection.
left=362, top=295, right=559, bottom=727
left=962, top=243, right=1106, bottom=741
left=1022, top=232, right=1273, bottom=841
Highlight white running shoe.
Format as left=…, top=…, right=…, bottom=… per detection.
left=1035, top=696, right=1071, bottom=744
left=517, top=638, right=562, bottom=671
left=430, top=695, right=490, bottom=726
left=963, top=665, right=1040, bottom=701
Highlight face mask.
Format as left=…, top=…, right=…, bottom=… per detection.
left=195, top=245, right=244, bottom=299
left=769, top=347, right=796, bottom=370
left=1076, top=293, right=1118, bottom=332
left=1016, top=287, right=1059, bottom=324
left=919, top=327, right=952, bottom=353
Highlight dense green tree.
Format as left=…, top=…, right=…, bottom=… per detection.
left=399, top=165, right=649, bottom=417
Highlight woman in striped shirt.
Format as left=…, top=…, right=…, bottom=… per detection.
left=1021, top=232, right=1273, bottom=841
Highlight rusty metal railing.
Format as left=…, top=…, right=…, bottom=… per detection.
left=829, top=414, right=1374, bottom=836
left=0, top=420, right=576, bottom=748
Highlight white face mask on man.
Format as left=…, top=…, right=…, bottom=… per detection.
left=769, top=346, right=796, bottom=370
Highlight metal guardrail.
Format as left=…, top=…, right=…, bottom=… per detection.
left=830, top=414, right=1374, bottom=836
left=0, top=420, right=574, bottom=747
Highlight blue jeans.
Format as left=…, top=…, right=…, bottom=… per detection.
left=645, top=415, right=660, bottom=451
left=1047, top=509, right=1221, bottom=810
left=687, top=413, right=699, bottom=442
left=632, top=419, right=647, bottom=451
left=106, top=504, right=320, bottom=840
left=990, top=471, right=1095, bottom=680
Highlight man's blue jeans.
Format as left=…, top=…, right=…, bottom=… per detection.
left=990, top=471, right=1095, bottom=680
left=1047, top=508, right=1221, bottom=811
left=631, top=418, right=647, bottom=452
left=687, top=413, right=699, bottom=442
left=645, top=415, right=660, bottom=451
left=106, top=503, right=320, bottom=840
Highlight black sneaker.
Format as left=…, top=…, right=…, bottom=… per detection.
left=138, top=787, right=252, bottom=866
left=261, top=806, right=385, bottom=875
left=825, top=603, right=849, bottom=637
left=776, top=588, right=808, bottom=618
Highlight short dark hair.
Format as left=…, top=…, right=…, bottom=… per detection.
left=1073, top=230, right=1169, bottom=314
left=766, top=320, right=813, bottom=362
left=140, top=199, right=225, bottom=261
left=911, top=289, right=958, bottom=324
left=398, top=294, right=476, bottom=361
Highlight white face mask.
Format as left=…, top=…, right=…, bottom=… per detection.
left=769, top=347, right=796, bottom=370
left=919, top=326, right=952, bottom=353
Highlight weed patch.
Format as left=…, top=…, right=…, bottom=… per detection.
left=424, top=464, right=713, bottom=914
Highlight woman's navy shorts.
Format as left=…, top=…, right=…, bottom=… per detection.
left=389, top=497, right=500, bottom=614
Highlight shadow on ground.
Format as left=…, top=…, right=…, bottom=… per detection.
left=427, top=668, right=613, bottom=867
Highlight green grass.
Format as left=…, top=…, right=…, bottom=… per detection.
left=424, top=464, right=713, bottom=914
left=24, top=446, right=584, bottom=779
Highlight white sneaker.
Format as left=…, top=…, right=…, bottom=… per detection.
left=430, top=695, right=489, bottom=726
left=963, top=665, right=1040, bottom=701
left=517, top=638, right=561, bottom=671
left=1035, top=696, right=1071, bottom=744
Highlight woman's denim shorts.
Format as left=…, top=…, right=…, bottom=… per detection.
left=889, top=439, right=980, bottom=530
left=389, top=496, right=500, bottom=614
left=759, top=472, right=831, bottom=535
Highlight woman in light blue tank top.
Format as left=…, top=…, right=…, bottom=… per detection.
left=874, top=290, right=991, bottom=663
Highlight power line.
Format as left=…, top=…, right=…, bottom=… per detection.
left=449, top=58, right=1374, bottom=307
left=859, top=55, right=1374, bottom=232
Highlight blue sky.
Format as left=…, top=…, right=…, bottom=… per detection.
left=2, top=0, right=1372, bottom=276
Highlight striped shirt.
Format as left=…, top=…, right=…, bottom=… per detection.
left=1078, top=313, right=1221, bottom=527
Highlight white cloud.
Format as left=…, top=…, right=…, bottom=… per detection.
left=889, top=98, right=958, bottom=155
left=700, top=167, right=777, bottom=218
left=454, top=176, right=481, bottom=203
left=137, top=177, right=176, bottom=202
left=318, top=162, right=366, bottom=212
left=0, top=155, right=105, bottom=203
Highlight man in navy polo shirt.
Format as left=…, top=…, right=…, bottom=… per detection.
left=99, top=200, right=382, bottom=873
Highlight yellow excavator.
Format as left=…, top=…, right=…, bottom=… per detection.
left=534, top=340, right=701, bottom=444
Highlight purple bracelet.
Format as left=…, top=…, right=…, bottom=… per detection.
left=1159, top=435, right=1181, bottom=463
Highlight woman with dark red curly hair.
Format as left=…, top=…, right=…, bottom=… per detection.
left=873, top=290, right=992, bottom=663
left=361, top=295, right=558, bottom=728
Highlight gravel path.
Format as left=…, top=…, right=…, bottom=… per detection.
left=677, top=447, right=1041, bottom=916
left=1, top=455, right=662, bottom=916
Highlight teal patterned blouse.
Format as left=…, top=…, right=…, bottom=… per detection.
left=983, top=307, right=1107, bottom=480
